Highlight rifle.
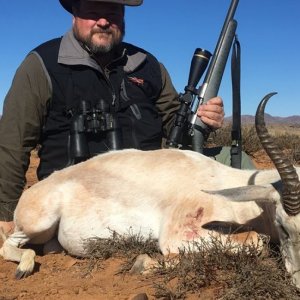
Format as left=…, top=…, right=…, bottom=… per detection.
left=167, top=0, right=240, bottom=153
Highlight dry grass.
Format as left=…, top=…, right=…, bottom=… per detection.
left=153, top=236, right=300, bottom=299
left=207, top=123, right=300, bottom=164
left=82, top=231, right=300, bottom=299
left=83, top=228, right=159, bottom=260
left=82, top=229, right=161, bottom=275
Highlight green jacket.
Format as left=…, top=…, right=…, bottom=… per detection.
left=0, top=30, right=180, bottom=221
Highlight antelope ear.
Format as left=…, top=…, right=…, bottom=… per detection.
left=203, top=184, right=280, bottom=204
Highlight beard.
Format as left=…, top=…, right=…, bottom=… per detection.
left=74, top=24, right=125, bottom=55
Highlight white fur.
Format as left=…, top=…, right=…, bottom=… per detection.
left=1, top=148, right=300, bottom=286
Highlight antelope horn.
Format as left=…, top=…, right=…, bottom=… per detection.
left=255, top=92, right=300, bottom=216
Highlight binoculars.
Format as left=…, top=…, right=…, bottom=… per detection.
left=69, top=99, right=123, bottom=164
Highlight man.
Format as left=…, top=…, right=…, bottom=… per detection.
left=0, top=0, right=246, bottom=233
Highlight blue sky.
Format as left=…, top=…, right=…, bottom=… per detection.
left=0, top=0, right=299, bottom=117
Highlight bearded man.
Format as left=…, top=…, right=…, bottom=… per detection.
left=0, top=0, right=241, bottom=234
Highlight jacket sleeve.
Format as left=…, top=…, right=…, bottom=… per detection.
left=155, top=63, right=180, bottom=139
left=0, top=53, right=51, bottom=221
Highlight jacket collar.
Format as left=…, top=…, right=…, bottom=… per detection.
left=58, top=30, right=146, bottom=73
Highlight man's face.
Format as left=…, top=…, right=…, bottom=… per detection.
left=72, top=1, right=124, bottom=55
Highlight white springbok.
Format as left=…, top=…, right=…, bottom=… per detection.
left=1, top=93, right=300, bottom=287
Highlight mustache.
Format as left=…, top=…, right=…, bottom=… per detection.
left=91, top=28, right=113, bottom=35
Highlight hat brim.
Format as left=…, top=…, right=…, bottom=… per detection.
left=60, top=0, right=143, bottom=14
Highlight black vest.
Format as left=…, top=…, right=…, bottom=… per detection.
left=34, top=38, right=163, bottom=179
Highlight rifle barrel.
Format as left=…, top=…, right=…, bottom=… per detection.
left=204, top=0, right=239, bottom=86
left=191, top=0, right=239, bottom=152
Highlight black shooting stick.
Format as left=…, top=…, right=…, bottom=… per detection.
left=230, top=36, right=242, bottom=169
left=190, top=0, right=240, bottom=153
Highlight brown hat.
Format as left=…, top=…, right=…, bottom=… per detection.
left=59, top=0, right=143, bottom=13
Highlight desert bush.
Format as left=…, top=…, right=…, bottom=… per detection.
left=83, top=228, right=159, bottom=260
left=153, top=235, right=300, bottom=299
left=274, top=133, right=300, bottom=164
left=82, top=230, right=300, bottom=299
left=82, top=228, right=160, bottom=275
left=206, top=124, right=262, bottom=156
left=207, top=123, right=300, bottom=163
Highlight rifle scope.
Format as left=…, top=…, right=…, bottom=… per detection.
left=186, top=48, right=212, bottom=94
left=166, top=48, right=211, bottom=148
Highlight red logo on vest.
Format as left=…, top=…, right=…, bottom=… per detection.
left=128, top=76, right=144, bottom=86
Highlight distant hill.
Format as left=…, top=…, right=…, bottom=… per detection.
left=225, top=113, right=300, bottom=125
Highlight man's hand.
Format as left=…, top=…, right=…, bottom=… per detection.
left=0, top=221, right=14, bottom=236
left=197, top=96, right=224, bottom=130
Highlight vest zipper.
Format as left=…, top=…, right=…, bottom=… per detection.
left=103, top=68, right=117, bottom=108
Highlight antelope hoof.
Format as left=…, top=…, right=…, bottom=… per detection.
left=15, top=249, right=36, bottom=279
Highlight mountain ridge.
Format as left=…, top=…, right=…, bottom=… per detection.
left=225, top=113, right=300, bottom=125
